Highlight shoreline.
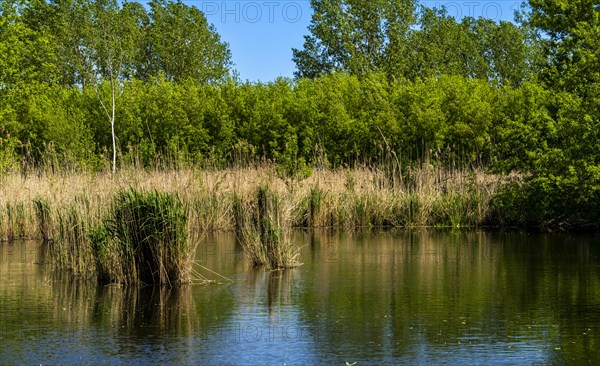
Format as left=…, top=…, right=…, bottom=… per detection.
left=0, top=164, right=504, bottom=241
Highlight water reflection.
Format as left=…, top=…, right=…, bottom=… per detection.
left=1, top=232, right=600, bottom=364
left=92, top=285, right=197, bottom=337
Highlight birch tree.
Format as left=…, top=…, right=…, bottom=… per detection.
left=89, top=0, right=141, bottom=173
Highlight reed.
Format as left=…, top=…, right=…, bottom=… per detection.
left=0, top=162, right=511, bottom=282
left=33, top=198, right=52, bottom=241
left=36, top=187, right=193, bottom=286
left=297, top=185, right=323, bottom=227
left=234, top=185, right=300, bottom=269
left=93, top=188, right=193, bottom=286
left=51, top=205, right=95, bottom=279
left=0, top=204, right=5, bottom=241
left=0, top=162, right=508, bottom=243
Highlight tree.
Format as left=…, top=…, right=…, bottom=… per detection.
left=144, top=0, right=232, bottom=83
left=405, top=8, right=483, bottom=80
left=293, top=1, right=536, bottom=85
left=526, top=1, right=600, bottom=165
left=0, top=0, right=57, bottom=88
left=527, top=0, right=600, bottom=90
left=466, top=18, right=536, bottom=86
left=292, top=0, right=417, bottom=79
left=494, top=1, right=600, bottom=225
left=0, top=0, right=58, bottom=166
left=22, top=0, right=97, bottom=88
left=404, top=8, right=536, bottom=85
left=85, top=0, right=137, bottom=173
left=119, top=1, right=150, bottom=81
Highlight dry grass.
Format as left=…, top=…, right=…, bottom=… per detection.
left=0, top=163, right=509, bottom=243
left=0, top=163, right=512, bottom=276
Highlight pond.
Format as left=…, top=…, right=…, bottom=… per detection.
left=1, top=231, right=600, bottom=365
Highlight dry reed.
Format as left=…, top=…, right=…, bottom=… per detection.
left=1, top=162, right=508, bottom=244
left=233, top=185, right=301, bottom=269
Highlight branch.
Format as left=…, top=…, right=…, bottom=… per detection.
left=94, top=83, right=112, bottom=121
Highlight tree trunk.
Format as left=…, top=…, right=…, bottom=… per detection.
left=111, top=76, right=116, bottom=174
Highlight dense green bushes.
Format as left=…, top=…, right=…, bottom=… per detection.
left=1, top=73, right=555, bottom=171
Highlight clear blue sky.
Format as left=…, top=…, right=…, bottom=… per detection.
left=190, top=1, right=523, bottom=82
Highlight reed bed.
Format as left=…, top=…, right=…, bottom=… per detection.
left=233, top=186, right=301, bottom=269
left=92, top=189, right=192, bottom=286
left=1, top=163, right=507, bottom=242
left=0, top=163, right=509, bottom=273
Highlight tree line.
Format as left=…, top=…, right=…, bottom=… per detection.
left=293, top=1, right=539, bottom=86
left=1, top=0, right=231, bottom=172
left=0, top=72, right=551, bottom=170
left=1, top=0, right=600, bottom=225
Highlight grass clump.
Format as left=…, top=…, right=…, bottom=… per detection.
left=234, top=185, right=300, bottom=269
left=304, top=186, right=323, bottom=227
left=52, top=206, right=95, bottom=278
left=92, top=189, right=192, bottom=286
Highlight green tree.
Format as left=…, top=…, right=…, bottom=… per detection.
left=465, top=18, right=537, bottom=86
left=0, top=0, right=57, bottom=88
left=145, top=0, right=232, bottom=83
left=88, top=0, right=142, bottom=173
left=23, top=0, right=96, bottom=88
left=527, top=0, right=600, bottom=169
left=0, top=0, right=58, bottom=167
left=405, top=8, right=483, bottom=80
left=119, top=1, right=150, bottom=80
left=405, top=8, right=535, bottom=86
left=491, top=1, right=600, bottom=225
left=528, top=0, right=600, bottom=90
left=292, top=0, right=417, bottom=79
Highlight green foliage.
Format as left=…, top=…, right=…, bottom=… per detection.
left=491, top=167, right=600, bottom=228
left=486, top=1, right=600, bottom=227
left=0, top=131, right=20, bottom=174
left=2, top=64, right=553, bottom=173
left=292, top=0, right=417, bottom=78
left=20, top=0, right=232, bottom=86
left=0, top=0, right=57, bottom=87
left=293, top=2, right=537, bottom=85
left=145, top=0, right=232, bottom=83
left=527, top=0, right=600, bottom=90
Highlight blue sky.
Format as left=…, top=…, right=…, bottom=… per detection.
left=190, top=1, right=523, bottom=82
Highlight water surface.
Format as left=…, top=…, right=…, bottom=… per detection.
left=1, top=231, right=600, bottom=365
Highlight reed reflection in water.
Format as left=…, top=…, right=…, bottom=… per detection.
left=1, top=232, right=600, bottom=364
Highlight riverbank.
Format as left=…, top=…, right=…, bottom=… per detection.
left=0, top=164, right=506, bottom=242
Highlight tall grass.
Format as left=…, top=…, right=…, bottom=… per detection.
left=31, top=186, right=195, bottom=286
left=234, top=186, right=300, bottom=269
left=0, top=162, right=511, bottom=279
left=33, top=198, right=52, bottom=241
left=92, top=189, right=193, bottom=286
left=1, top=162, right=508, bottom=244
left=0, top=202, right=30, bottom=241
left=52, top=205, right=95, bottom=278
